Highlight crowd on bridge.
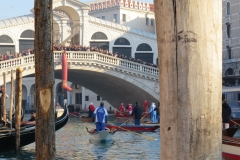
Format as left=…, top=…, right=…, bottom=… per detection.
left=0, top=49, right=34, bottom=61
left=53, top=44, right=158, bottom=68
left=0, top=44, right=158, bottom=68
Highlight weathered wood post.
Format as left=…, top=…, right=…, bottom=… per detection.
left=154, top=0, right=222, bottom=159
left=34, top=0, right=55, bottom=159
left=10, top=70, right=14, bottom=130
left=15, top=67, right=22, bottom=155
left=2, top=72, right=6, bottom=126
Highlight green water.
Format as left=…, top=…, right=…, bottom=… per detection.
left=0, top=117, right=160, bottom=160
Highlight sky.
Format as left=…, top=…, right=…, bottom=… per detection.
left=0, top=0, right=154, bottom=20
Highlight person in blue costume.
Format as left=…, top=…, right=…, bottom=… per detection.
left=92, top=102, right=108, bottom=132
left=148, top=102, right=156, bottom=123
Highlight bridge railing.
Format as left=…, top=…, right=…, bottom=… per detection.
left=0, top=51, right=159, bottom=76
left=55, top=51, right=159, bottom=76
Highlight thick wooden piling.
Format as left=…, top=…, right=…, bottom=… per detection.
left=10, top=70, right=14, bottom=130
left=15, top=67, right=22, bottom=155
left=2, top=72, right=6, bottom=127
left=154, top=0, right=222, bottom=159
left=34, top=0, right=55, bottom=159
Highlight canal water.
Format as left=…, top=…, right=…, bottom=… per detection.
left=0, top=116, right=161, bottom=160
left=1, top=115, right=240, bottom=160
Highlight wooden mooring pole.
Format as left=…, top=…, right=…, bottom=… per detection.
left=154, top=0, right=222, bottom=159
left=2, top=72, right=6, bottom=127
left=34, top=0, right=55, bottom=159
left=15, top=67, right=22, bottom=155
left=10, top=70, right=14, bottom=130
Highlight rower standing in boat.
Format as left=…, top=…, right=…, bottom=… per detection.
left=131, top=102, right=143, bottom=125
left=119, top=103, right=125, bottom=112
left=88, top=102, right=95, bottom=119
left=92, top=102, right=108, bottom=132
left=148, top=102, right=156, bottom=123
left=222, top=99, right=232, bottom=130
left=143, top=100, right=149, bottom=113
left=128, top=103, right=133, bottom=115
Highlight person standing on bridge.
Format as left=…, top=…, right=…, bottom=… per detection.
left=92, top=102, right=108, bottom=132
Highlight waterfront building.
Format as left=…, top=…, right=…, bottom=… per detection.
left=222, top=0, right=240, bottom=118
left=0, top=0, right=158, bottom=112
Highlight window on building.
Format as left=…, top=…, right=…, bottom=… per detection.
left=114, top=37, right=130, bottom=45
left=227, top=24, right=231, bottom=38
left=225, top=68, right=234, bottom=76
left=75, top=84, right=80, bottom=89
left=136, top=43, right=152, bottom=51
left=20, top=30, right=35, bottom=38
left=227, top=2, right=230, bottom=15
left=0, top=35, right=14, bottom=43
left=102, top=16, right=105, bottom=20
left=91, top=32, right=108, bottom=40
left=227, top=47, right=231, bottom=59
left=113, top=14, right=117, bottom=22
left=97, top=17, right=100, bottom=19
left=102, top=97, right=105, bottom=101
left=85, top=96, right=89, bottom=101
left=97, top=95, right=100, bottom=101
left=75, top=93, right=82, bottom=104
left=146, top=17, right=149, bottom=25
left=122, top=14, right=126, bottom=22
left=151, top=19, right=154, bottom=26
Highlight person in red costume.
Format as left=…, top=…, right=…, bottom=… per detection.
left=128, top=103, right=133, bottom=114
left=119, top=103, right=125, bottom=112
left=143, top=100, right=149, bottom=113
left=88, top=102, right=95, bottom=118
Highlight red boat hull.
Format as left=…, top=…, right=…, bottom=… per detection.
left=69, top=112, right=79, bottom=117
left=114, top=110, right=149, bottom=118
left=229, top=119, right=240, bottom=127
left=222, top=135, right=240, bottom=160
left=106, top=124, right=159, bottom=132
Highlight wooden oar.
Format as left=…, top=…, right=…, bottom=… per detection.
left=140, top=113, right=150, bottom=125
left=116, top=118, right=131, bottom=129
left=107, top=122, right=156, bottom=141
left=117, top=126, right=156, bottom=141
left=230, top=119, right=240, bottom=127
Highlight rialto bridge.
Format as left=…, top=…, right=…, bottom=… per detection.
left=0, top=0, right=158, bottom=64
left=0, top=51, right=159, bottom=109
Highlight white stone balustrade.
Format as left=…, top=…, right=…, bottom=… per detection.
left=0, top=51, right=158, bottom=77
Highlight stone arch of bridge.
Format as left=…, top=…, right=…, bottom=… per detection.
left=52, top=69, right=158, bottom=108
left=24, top=68, right=158, bottom=108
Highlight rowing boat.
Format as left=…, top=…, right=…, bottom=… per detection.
left=141, top=121, right=160, bottom=127
left=106, top=124, right=159, bottom=132
left=114, top=110, right=149, bottom=118
left=0, top=107, right=69, bottom=152
left=222, top=136, right=240, bottom=159
left=81, top=116, right=92, bottom=123
left=86, top=127, right=115, bottom=141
